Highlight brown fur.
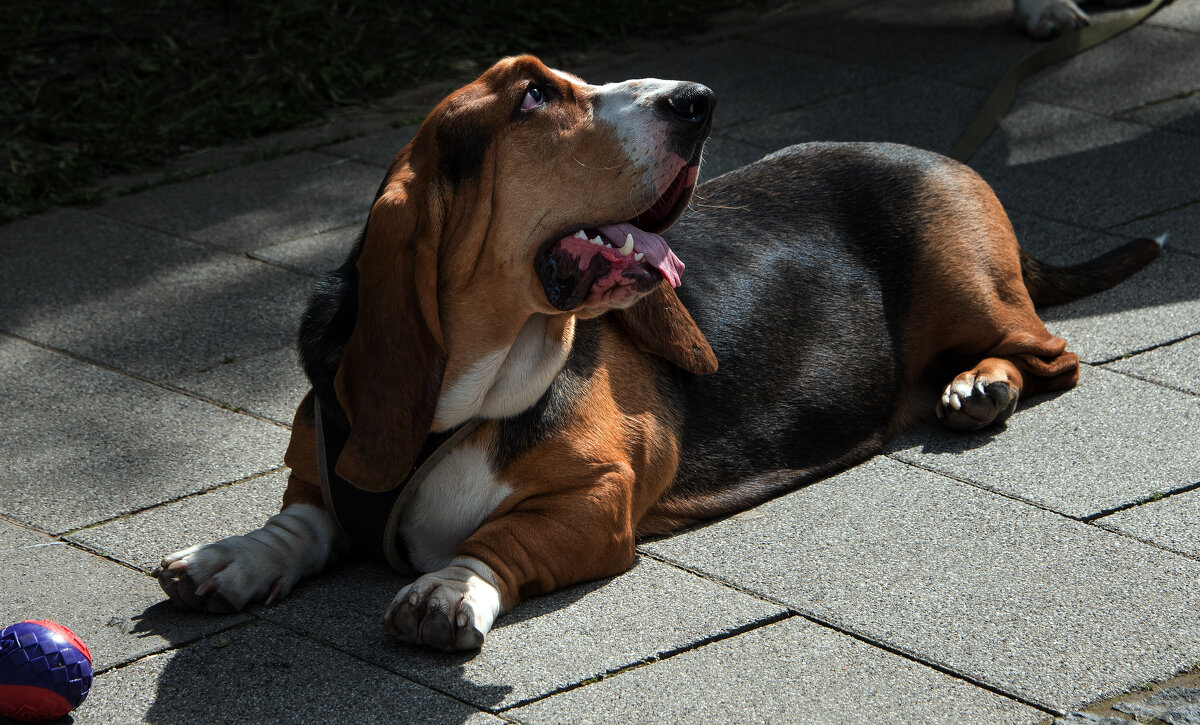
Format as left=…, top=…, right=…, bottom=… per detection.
left=458, top=325, right=681, bottom=608
left=901, top=163, right=1080, bottom=417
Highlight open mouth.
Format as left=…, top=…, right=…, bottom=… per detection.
left=538, top=163, right=699, bottom=311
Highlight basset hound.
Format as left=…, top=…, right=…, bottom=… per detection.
left=155, top=55, right=1160, bottom=651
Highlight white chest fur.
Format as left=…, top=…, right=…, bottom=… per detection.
left=433, top=314, right=574, bottom=428
left=397, top=443, right=512, bottom=573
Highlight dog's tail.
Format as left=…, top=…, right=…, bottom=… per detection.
left=1020, top=234, right=1165, bottom=307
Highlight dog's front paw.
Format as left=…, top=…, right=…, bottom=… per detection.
left=154, top=504, right=337, bottom=614
left=156, top=538, right=285, bottom=614
left=936, top=370, right=1019, bottom=431
left=1015, top=0, right=1090, bottom=38
left=384, top=557, right=503, bottom=651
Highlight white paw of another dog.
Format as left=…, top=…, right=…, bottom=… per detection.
left=155, top=504, right=337, bottom=614
left=1015, top=0, right=1090, bottom=38
left=384, top=558, right=503, bottom=651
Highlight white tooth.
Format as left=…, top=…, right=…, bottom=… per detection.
left=605, top=243, right=613, bottom=248
left=574, top=230, right=588, bottom=239
left=620, top=233, right=635, bottom=256
left=589, top=236, right=603, bottom=246
left=634, top=252, right=644, bottom=261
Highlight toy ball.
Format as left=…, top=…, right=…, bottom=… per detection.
left=0, top=621, right=93, bottom=722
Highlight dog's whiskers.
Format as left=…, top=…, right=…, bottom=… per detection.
left=572, top=154, right=627, bottom=171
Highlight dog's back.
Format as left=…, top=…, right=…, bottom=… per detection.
left=643, top=142, right=1159, bottom=528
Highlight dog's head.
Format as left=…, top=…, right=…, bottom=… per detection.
left=332, top=55, right=717, bottom=489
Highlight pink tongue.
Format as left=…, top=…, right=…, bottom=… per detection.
left=598, top=222, right=685, bottom=288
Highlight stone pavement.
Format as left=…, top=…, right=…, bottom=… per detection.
left=2, top=1, right=1198, bottom=722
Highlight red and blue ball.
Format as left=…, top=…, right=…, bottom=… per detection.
left=0, top=621, right=93, bottom=722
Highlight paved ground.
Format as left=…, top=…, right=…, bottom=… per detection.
left=2, top=1, right=1198, bottom=723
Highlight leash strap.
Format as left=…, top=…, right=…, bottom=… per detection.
left=951, top=0, right=1170, bottom=163
left=313, top=395, right=481, bottom=572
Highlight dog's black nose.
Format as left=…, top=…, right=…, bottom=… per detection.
left=665, top=84, right=715, bottom=125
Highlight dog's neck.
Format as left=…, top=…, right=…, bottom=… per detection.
left=432, top=313, right=576, bottom=429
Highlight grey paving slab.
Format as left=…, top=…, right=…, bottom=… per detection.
left=250, top=222, right=359, bottom=276
left=258, top=556, right=785, bottom=710
left=726, top=75, right=988, bottom=156
left=1020, top=25, right=1200, bottom=117
left=1121, top=88, right=1200, bottom=137
left=1105, top=333, right=1200, bottom=396
left=66, top=471, right=287, bottom=572
left=1096, top=489, right=1200, bottom=559
left=510, top=617, right=1043, bottom=725
left=0, top=336, right=289, bottom=534
left=744, top=0, right=1056, bottom=104
left=1006, top=209, right=1125, bottom=261
left=0, top=519, right=46, bottom=548
left=585, top=39, right=896, bottom=126
left=1040, top=246, right=1200, bottom=363
left=0, top=209, right=312, bottom=380
left=890, top=364, right=1200, bottom=518
left=971, top=100, right=1200, bottom=229
left=319, top=124, right=418, bottom=167
left=643, top=457, right=1200, bottom=712
left=169, top=346, right=309, bottom=426
left=971, top=99, right=1150, bottom=170
left=1115, top=201, right=1200, bottom=257
left=1149, top=0, right=1200, bottom=33
left=765, top=0, right=1039, bottom=90
left=0, top=519, right=249, bottom=672
left=75, top=621, right=501, bottom=725
left=100, top=152, right=382, bottom=252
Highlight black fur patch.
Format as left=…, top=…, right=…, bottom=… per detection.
left=493, top=318, right=602, bottom=471
left=297, top=239, right=361, bottom=429
left=296, top=167, right=396, bottom=426
left=538, top=245, right=612, bottom=311
left=435, top=114, right=493, bottom=186
left=659, top=143, right=938, bottom=504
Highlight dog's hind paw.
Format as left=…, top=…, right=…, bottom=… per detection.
left=936, top=370, right=1019, bottom=431
left=384, top=557, right=502, bottom=651
left=154, top=503, right=337, bottom=613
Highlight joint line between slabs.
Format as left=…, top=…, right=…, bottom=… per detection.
left=258, top=615, right=512, bottom=720
left=882, top=454, right=1087, bottom=522
left=638, top=551, right=1062, bottom=717
left=89, top=206, right=328, bottom=281
left=1094, top=331, right=1200, bottom=367
left=56, top=466, right=289, bottom=542
left=1088, top=518, right=1200, bottom=564
left=492, top=609, right=795, bottom=714
left=88, top=619, right=259, bottom=676
left=1085, top=478, right=1200, bottom=523
left=0, top=330, right=293, bottom=433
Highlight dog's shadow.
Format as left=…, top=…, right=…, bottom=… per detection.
left=886, top=386, right=1072, bottom=457
left=129, top=557, right=609, bottom=721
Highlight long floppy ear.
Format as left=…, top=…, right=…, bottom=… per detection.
left=332, top=160, right=447, bottom=492
left=613, top=281, right=718, bottom=375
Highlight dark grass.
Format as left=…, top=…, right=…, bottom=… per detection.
left=1, top=0, right=748, bottom=222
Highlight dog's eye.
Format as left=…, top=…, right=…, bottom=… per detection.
left=521, top=84, right=546, bottom=111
